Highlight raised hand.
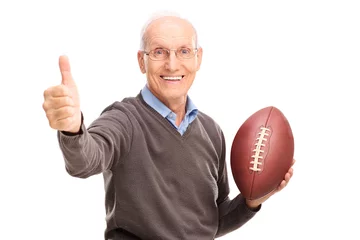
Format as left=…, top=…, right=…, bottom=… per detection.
left=43, top=55, right=82, bottom=133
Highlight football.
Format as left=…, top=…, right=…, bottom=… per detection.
left=230, top=106, right=294, bottom=200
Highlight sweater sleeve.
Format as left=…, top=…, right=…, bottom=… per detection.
left=215, top=131, right=260, bottom=237
left=57, top=109, right=132, bottom=178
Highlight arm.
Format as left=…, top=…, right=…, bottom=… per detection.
left=215, top=132, right=295, bottom=237
left=57, top=109, right=132, bottom=178
left=215, top=132, right=260, bottom=238
left=215, top=175, right=260, bottom=237
left=43, top=56, right=132, bottom=178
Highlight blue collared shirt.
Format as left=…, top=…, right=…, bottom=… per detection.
left=141, top=85, right=198, bottom=135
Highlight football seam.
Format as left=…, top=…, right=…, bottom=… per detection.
left=249, top=106, right=274, bottom=199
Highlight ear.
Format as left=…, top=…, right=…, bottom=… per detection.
left=137, top=51, right=146, bottom=74
left=196, top=47, right=203, bottom=71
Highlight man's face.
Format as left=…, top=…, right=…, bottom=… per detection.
left=138, top=17, right=203, bottom=104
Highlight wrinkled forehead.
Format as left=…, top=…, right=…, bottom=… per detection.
left=147, top=36, right=196, bottom=49
left=144, top=17, right=196, bottom=49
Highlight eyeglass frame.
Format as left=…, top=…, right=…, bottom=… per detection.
left=143, top=47, right=198, bottom=61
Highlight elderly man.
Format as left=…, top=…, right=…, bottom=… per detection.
left=43, top=12, right=294, bottom=240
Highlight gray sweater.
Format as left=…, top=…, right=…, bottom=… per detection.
left=57, top=94, right=259, bottom=239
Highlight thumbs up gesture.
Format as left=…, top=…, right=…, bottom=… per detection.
left=43, top=55, right=82, bottom=133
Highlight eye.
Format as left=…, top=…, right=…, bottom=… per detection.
left=153, top=48, right=166, bottom=55
left=179, top=48, right=191, bottom=55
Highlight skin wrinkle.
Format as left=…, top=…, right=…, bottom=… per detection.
left=46, top=12, right=296, bottom=239
left=137, top=16, right=203, bottom=127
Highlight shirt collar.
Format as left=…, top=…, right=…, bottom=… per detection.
left=141, top=85, right=198, bottom=118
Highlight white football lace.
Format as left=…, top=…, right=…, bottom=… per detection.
left=250, top=127, right=270, bottom=172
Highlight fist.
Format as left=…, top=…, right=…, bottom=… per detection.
left=43, top=55, right=81, bottom=133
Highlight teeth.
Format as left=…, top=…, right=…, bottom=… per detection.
left=162, top=76, right=183, bottom=81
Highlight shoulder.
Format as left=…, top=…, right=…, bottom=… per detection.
left=101, top=97, right=139, bottom=115
left=196, top=110, right=226, bottom=156
left=196, top=110, right=224, bottom=138
left=86, top=97, right=141, bottom=130
left=97, top=95, right=153, bottom=127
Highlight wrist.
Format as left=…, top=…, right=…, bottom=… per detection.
left=62, top=112, right=83, bottom=135
left=245, top=199, right=261, bottom=211
left=69, top=115, right=82, bottom=133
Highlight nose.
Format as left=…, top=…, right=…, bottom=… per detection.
left=165, top=51, right=180, bottom=71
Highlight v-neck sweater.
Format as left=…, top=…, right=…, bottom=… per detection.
left=57, top=93, right=259, bottom=240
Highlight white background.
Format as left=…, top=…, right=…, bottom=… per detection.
left=1, top=0, right=359, bottom=239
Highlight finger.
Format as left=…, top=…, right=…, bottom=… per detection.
left=288, top=168, right=294, bottom=178
left=44, top=85, right=70, bottom=99
left=284, top=172, right=291, bottom=182
left=277, top=180, right=287, bottom=191
left=51, top=117, right=73, bottom=131
left=43, top=96, right=74, bottom=111
left=59, top=55, right=75, bottom=86
left=47, top=106, right=76, bottom=122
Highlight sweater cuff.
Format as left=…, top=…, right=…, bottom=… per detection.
left=61, top=112, right=84, bottom=135
left=245, top=202, right=261, bottom=212
left=58, top=121, right=87, bottom=146
left=240, top=195, right=261, bottom=214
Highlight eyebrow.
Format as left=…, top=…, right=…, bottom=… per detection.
left=150, top=43, right=194, bottom=49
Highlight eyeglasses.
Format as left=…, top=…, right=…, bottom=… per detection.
left=144, top=47, right=198, bottom=61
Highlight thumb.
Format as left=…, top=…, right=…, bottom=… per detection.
left=59, top=55, right=75, bottom=86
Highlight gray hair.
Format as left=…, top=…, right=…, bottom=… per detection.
left=139, top=10, right=199, bottom=51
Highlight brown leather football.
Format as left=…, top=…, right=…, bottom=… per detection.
left=230, top=106, right=294, bottom=200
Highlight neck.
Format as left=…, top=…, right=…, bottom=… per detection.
left=160, top=96, right=187, bottom=127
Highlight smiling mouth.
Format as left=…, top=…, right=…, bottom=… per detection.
left=160, top=75, right=185, bottom=81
